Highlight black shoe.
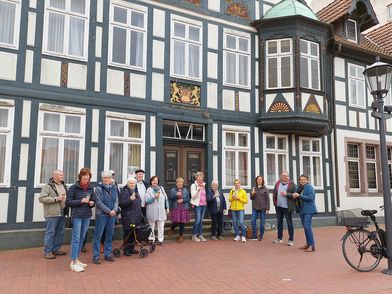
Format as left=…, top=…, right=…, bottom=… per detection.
left=92, top=257, right=101, bottom=264
left=52, top=250, right=67, bottom=256
left=81, top=246, right=87, bottom=253
left=104, top=255, right=115, bottom=262
left=44, top=253, right=56, bottom=259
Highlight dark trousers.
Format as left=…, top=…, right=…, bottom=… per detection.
left=211, top=212, right=223, bottom=237
left=170, top=223, right=185, bottom=236
left=275, top=206, right=294, bottom=241
left=123, top=228, right=135, bottom=253
left=141, top=207, right=146, bottom=218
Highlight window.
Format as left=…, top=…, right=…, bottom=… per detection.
left=347, top=143, right=360, bottom=191
left=0, top=105, right=14, bottom=186
left=348, top=63, right=366, bottom=107
left=266, top=38, right=292, bottom=89
left=223, top=32, right=250, bottom=88
left=43, top=0, right=89, bottom=59
left=36, top=109, right=85, bottom=185
left=171, top=19, right=202, bottom=80
left=163, top=121, right=205, bottom=141
left=0, top=0, right=20, bottom=48
left=346, top=19, right=357, bottom=42
left=365, top=145, right=377, bottom=191
left=388, top=4, right=392, bottom=21
left=109, top=3, right=147, bottom=70
left=300, top=39, right=320, bottom=90
left=264, top=134, right=288, bottom=187
left=106, top=116, right=144, bottom=185
left=223, top=130, right=250, bottom=187
left=300, top=138, right=322, bottom=188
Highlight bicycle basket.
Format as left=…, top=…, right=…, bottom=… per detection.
left=336, top=209, right=370, bottom=227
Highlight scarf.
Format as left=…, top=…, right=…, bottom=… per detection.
left=80, top=181, right=90, bottom=192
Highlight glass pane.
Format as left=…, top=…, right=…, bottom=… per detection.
left=300, top=40, right=307, bottom=54
left=366, top=145, right=375, bottom=159
left=178, top=124, right=189, bottom=139
left=313, top=157, right=321, bottom=187
left=266, top=153, right=276, bottom=186
left=239, top=152, right=248, bottom=185
left=226, top=133, right=235, bottom=146
left=0, top=135, right=6, bottom=183
left=131, top=11, right=144, bottom=28
left=278, top=154, right=287, bottom=176
left=48, top=12, right=65, bottom=53
left=239, top=55, right=249, bottom=86
left=366, top=162, right=377, bottom=189
left=0, top=109, right=8, bottom=128
left=63, top=139, right=79, bottom=184
left=300, top=57, right=308, bottom=88
left=350, top=80, right=357, bottom=105
left=266, top=136, right=275, bottom=149
left=40, top=138, right=59, bottom=183
left=69, top=17, right=85, bottom=56
left=277, top=138, right=286, bottom=150
left=112, top=27, right=126, bottom=63
left=349, top=65, right=356, bottom=77
left=348, top=161, right=360, bottom=189
left=281, top=56, right=291, bottom=87
left=50, top=0, right=65, bottom=9
left=174, top=22, right=185, bottom=38
left=312, top=140, right=320, bottom=152
left=310, top=43, right=318, bottom=56
left=173, top=41, right=185, bottom=75
left=163, top=123, right=174, bottom=138
left=128, top=144, right=141, bottom=177
left=358, top=81, right=365, bottom=106
left=193, top=125, right=204, bottom=141
left=113, top=6, right=127, bottom=24
left=311, top=59, right=319, bottom=89
left=130, top=30, right=144, bottom=68
left=189, top=26, right=199, bottom=42
left=110, top=120, right=124, bottom=137
left=189, top=44, right=200, bottom=78
left=388, top=147, right=392, bottom=161
left=239, top=38, right=248, bottom=52
left=225, top=52, right=236, bottom=84
left=346, top=20, right=356, bottom=41
left=0, top=1, right=16, bottom=44
left=268, top=58, right=277, bottom=88
left=302, top=156, right=311, bottom=180
left=267, top=41, right=277, bottom=54
left=302, top=140, right=310, bottom=152
left=110, top=143, right=123, bottom=184
left=226, top=35, right=236, bottom=49
left=70, top=0, right=85, bottom=14
left=238, top=133, right=247, bottom=147
left=65, top=116, right=81, bottom=133
left=225, top=151, right=235, bottom=186
left=281, top=39, right=291, bottom=53
left=128, top=122, right=141, bottom=138
left=43, top=113, right=60, bottom=132
left=348, top=144, right=359, bottom=158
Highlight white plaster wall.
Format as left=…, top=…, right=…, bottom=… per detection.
left=315, top=193, right=325, bottom=213
left=359, top=112, right=367, bottom=129
left=315, top=94, right=323, bottom=113
left=0, top=193, right=8, bottom=223
left=21, top=100, right=31, bottom=138
left=213, top=155, right=218, bottom=181
left=207, top=52, right=218, bottom=79
left=208, top=24, right=219, bottom=50
left=150, top=151, right=156, bottom=176
left=153, top=9, right=165, bottom=38
left=349, top=110, right=357, bottom=127
left=16, top=187, right=26, bottom=223
left=255, top=1, right=260, bottom=20
left=18, top=144, right=29, bottom=181
left=208, top=0, right=220, bottom=11
left=213, top=123, right=218, bottom=151
left=91, top=109, right=99, bottom=143
left=151, top=73, right=164, bottom=101
left=27, top=11, right=36, bottom=46
left=150, top=116, right=156, bottom=147
left=97, top=0, right=103, bottom=23
left=95, top=62, right=100, bottom=92
left=40, top=58, right=61, bottom=86
left=207, top=82, right=218, bottom=109
left=255, top=156, right=260, bottom=176
left=95, top=27, right=102, bottom=58
left=284, top=92, right=294, bottom=110
left=368, top=110, right=375, bottom=130
left=107, top=69, right=124, bottom=95
left=222, top=89, right=235, bottom=111
left=239, top=91, right=250, bottom=112
left=335, top=80, right=346, bottom=102
left=265, top=94, right=275, bottom=111
left=29, top=0, right=36, bottom=8
left=255, top=61, right=259, bottom=86
left=334, top=57, right=346, bottom=78
left=0, top=52, right=17, bottom=81
left=33, top=193, right=45, bottom=222
left=130, top=73, right=146, bottom=99
left=67, top=63, right=87, bottom=90
left=91, top=147, right=98, bottom=182
left=254, top=126, right=259, bottom=154
left=335, top=105, right=347, bottom=126
left=24, top=50, right=34, bottom=83
left=153, top=40, right=165, bottom=69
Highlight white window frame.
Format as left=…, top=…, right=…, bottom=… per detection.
left=299, top=137, right=323, bottom=189
left=35, top=107, right=86, bottom=187
left=0, top=0, right=21, bottom=49
left=347, top=143, right=361, bottom=193
left=170, top=16, right=202, bottom=81
left=105, top=113, right=145, bottom=186
left=108, top=1, right=147, bottom=71
left=388, top=4, right=392, bottom=21
left=0, top=101, right=14, bottom=187
left=223, top=29, right=251, bottom=89
left=222, top=127, right=251, bottom=189
left=42, top=0, right=90, bottom=60
left=348, top=63, right=366, bottom=108
left=365, top=145, right=378, bottom=192
left=300, top=39, right=320, bottom=90
left=265, top=38, right=293, bottom=89
left=346, top=19, right=358, bottom=43
left=264, top=133, right=289, bottom=188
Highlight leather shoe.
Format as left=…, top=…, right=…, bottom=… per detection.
left=305, top=246, right=315, bottom=252
left=52, top=250, right=66, bottom=256
left=92, top=257, right=101, bottom=264
left=44, top=253, right=56, bottom=259
left=104, top=255, right=115, bottom=262
left=300, top=244, right=309, bottom=250
left=177, top=236, right=184, bottom=243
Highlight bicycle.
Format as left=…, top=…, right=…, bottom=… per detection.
left=341, top=206, right=392, bottom=272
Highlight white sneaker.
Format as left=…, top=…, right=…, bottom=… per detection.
left=241, top=236, right=246, bottom=243
left=199, top=235, right=207, bottom=242
left=273, top=239, right=283, bottom=244
left=288, top=240, right=294, bottom=246
left=234, top=236, right=240, bottom=241
left=70, top=263, right=84, bottom=272
left=76, top=260, right=87, bottom=268
left=192, top=235, right=201, bottom=242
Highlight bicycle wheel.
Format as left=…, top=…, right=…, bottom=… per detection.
left=342, top=228, right=383, bottom=272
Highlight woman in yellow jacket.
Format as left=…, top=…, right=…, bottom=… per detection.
left=229, top=179, right=248, bottom=242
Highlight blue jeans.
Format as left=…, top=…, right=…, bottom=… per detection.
left=44, top=216, right=65, bottom=254
left=70, top=217, right=90, bottom=261
left=275, top=206, right=294, bottom=241
left=93, top=215, right=116, bottom=258
left=251, top=209, right=266, bottom=239
left=232, top=210, right=246, bottom=237
left=300, top=213, right=315, bottom=246
left=192, top=205, right=206, bottom=235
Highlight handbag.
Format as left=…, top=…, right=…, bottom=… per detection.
left=246, top=225, right=253, bottom=239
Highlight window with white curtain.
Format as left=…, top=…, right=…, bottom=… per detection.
left=266, top=38, right=292, bottom=89
left=300, top=138, right=322, bottom=188
left=171, top=19, right=202, bottom=80
left=36, top=110, right=85, bottom=185
left=300, top=39, right=320, bottom=90
left=43, top=0, right=89, bottom=59
left=346, top=19, right=357, bottom=43
left=365, top=145, right=377, bottom=191
left=347, top=143, right=360, bottom=192
left=264, top=134, right=288, bottom=187
left=0, top=0, right=21, bottom=48
left=109, top=3, right=146, bottom=69
left=223, top=130, right=250, bottom=188
left=0, top=105, right=14, bottom=186
left=223, top=32, right=250, bottom=88
left=105, top=117, right=144, bottom=185
left=348, top=63, right=366, bottom=108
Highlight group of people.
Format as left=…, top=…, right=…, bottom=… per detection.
left=39, top=168, right=317, bottom=273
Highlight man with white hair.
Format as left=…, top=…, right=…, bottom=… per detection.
left=134, top=169, right=149, bottom=217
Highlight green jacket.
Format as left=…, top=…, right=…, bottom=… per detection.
left=39, top=178, right=67, bottom=218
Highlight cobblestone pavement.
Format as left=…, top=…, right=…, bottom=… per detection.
left=1, top=226, right=392, bottom=294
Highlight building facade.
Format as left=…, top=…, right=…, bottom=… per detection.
left=0, top=0, right=391, bottom=240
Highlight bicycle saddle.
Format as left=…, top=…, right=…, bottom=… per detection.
left=361, top=210, right=377, bottom=216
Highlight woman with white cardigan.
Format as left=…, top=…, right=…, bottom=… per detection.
left=190, top=171, right=207, bottom=242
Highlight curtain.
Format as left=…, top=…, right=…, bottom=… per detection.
left=65, top=116, right=81, bottom=134
left=225, top=151, right=235, bottom=187
left=69, top=16, right=84, bottom=56
left=226, top=52, right=236, bottom=84
left=43, top=113, right=60, bottom=132
left=278, top=154, right=287, bottom=177
left=63, top=139, right=79, bottom=184
left=239, top=54, right=248, bottom=86
left=188, top=44, right=199, bottom=78
left=113, top=6, right=127, bottom=23
left=130, top=30, right=144, bottom=67
left=238, top=151, right=248, bottom=185
left=112, top=26, right=126, bottom=64
left=0, top=109, right=8, bottom=127
left=110, top=120, right=124, bottom=137
left=131, top=10, right=144, bottom=28
left=0, top=0, right=16, bottom=45
left=311, top=59, right=319, bottom=89
left=313, top=157, right=321, bottom=187
left=226, top=133, right=235, bottom=146
left=268, top=58, right=277, bottom=88
left=128, top=144, right=141, bottom=178
left=70, top=0, right=85, bottom=14
left=173, top=41, right=185, bottom=76
left=48, top=12, right=65, bottom=53
left=40, top=138, right=59, bottom=183
left=281, top=56, right=291, bottom=87
left=300, top=57, right=308, bottom=88
left=128, top=122, right=141, bottom=138
left=302, top=156, right=311, bottom=182
left=110, top=143, right=123, bottom=184
left=266, top=154, right=275, bottom=186
left=50, top=0, right=65, bottom=9
left=0, top=135, right=6, bottom=183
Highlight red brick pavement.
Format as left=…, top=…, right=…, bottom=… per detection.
left=1, top=227, right=392, bottom=294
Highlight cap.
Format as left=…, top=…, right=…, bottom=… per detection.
left=134, top=169, right=145, bottom=174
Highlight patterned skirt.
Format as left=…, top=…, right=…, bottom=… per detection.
left=170, top=205, right=190, bottom=223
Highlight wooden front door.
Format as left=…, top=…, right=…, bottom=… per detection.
left=163, top=146, right=205, bottom=191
